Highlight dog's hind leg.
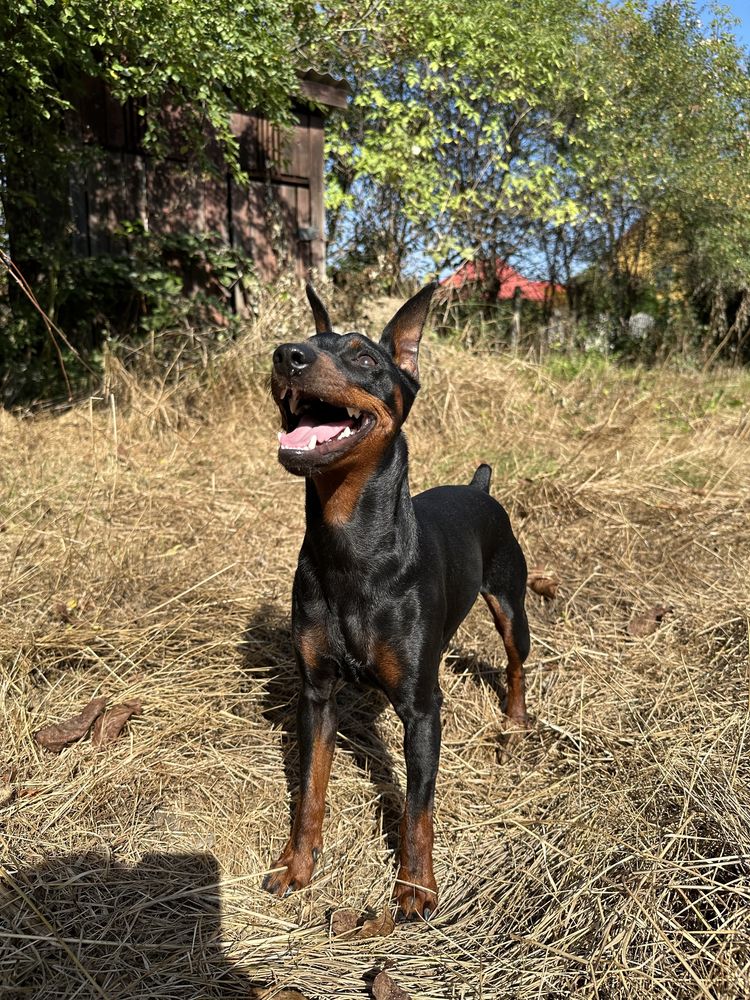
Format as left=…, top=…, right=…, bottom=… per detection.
left=481, top=550, right=531, bottom=734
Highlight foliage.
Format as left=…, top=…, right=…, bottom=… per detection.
left=3, top=0, right=750, bottom=397
left=564, top=2, right=750, bottom=328
left=327, top=0, right=750, bottom=358
left=0, top=0, right=352, bottom=401
left=327, top=0, right=593, bottom=285
left=0, top=0, right=322, bottom=154
left=0, top=229, right=254, bottom=406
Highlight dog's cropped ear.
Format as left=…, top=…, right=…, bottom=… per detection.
left=380, top=282, right=437, bottom=381
left=305, top=283, right=334, bottom=334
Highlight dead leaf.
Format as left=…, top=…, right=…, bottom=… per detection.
left=51, top=601, right=71, bottom=623
left=17, top=786, right=45, bottom=799
left=358, top=906, right=396, bottom=940
left=627, top=605, right=670, bottom=638
left=91, top=700, right=142, bottom=748
left=34, top=697, right=108, bottom=752
left=331, top=908, right=360, bottom=936
left=0, top=780, right=15, bottom=808
left=331, top=905, right=396, bottom=940
left=528, top=568, right=559, bottom=600
left=372, top=971, right=410, bottom=1000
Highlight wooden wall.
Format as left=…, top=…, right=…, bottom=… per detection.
left=70, top=80, right=330, bottom=293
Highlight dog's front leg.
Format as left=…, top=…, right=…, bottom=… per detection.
left=263, top=678, right=337, bottom=897
left=393, top=692, right=442, bottom=919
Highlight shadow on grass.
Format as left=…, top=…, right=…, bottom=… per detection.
left=444, top=648, right=510, bottom=709
left=0, top=851, right=265, bottom=998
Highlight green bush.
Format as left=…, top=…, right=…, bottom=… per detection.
left=0, top=230, right=256, bottom=406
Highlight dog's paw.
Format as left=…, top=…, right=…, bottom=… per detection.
left=498, top=715, right=532, bottom=761
left=393, top=868, right=438, bottom=921
left=262, top=843, right=320, bottom=898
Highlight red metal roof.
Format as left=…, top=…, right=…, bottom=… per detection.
left=442, top=260, right=564, bottom=302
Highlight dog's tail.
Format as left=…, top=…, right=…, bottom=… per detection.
left=469, top=463, right=492, bottom=493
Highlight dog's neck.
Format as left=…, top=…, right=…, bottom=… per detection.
left=303, top=433, right=417, bottom=554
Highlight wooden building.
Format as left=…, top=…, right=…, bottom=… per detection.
left=70, top=71, right=348, bottom=290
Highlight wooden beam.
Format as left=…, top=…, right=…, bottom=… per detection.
left=298, top=79, right=349, bottom=110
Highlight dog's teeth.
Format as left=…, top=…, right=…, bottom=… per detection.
left=339, top=427, right=352, bottom=439
left=280, top=387, right=288, bottom=400
left=306, top=436, right=317, bottom=450
left=277, top=432, right=283, bottom=441
left=346, top=407, right=361, bottom=419
left=290, top=390, right=301, bottom=415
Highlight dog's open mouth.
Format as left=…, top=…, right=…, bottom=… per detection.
left=277, top=388, right=375, bottom=457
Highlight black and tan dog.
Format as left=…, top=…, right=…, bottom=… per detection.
left=262, top=283, right=530, bottom=918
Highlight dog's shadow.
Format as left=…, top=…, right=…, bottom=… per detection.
left=445, top=647, right=509, bottom=706
left=446, top=646, right=543, bottom=761
left=241, top=604, right=404, bottom=853
left=1, top=851, right=262, bottom=998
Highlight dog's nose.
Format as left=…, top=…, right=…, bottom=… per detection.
left=272, top=342, right=317, bottom=377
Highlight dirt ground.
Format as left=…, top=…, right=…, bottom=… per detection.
left=1, top=301, right=749, bottom=999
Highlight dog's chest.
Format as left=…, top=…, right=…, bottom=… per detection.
left=296, top=549, right=415, bottom=686
left=330, top=600, right=380, bottom=676
left=319, top=590, right=398, bottom=687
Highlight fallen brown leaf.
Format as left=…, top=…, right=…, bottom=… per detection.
left=528, top=567, right=559, bottom=600
left=627, top=605, right=670, bottom=638
left=372, top=971, right=410, bottom=1000
left=330, top=908, right=360, bottom=936
left=358, top=906, right=396, bottom=940
left=91, top=700, right=143, bottom=748
left=330, top=905, right=396, bottom=940
left=0, top=781, right=15, bottom=808
left=51, top=601, right=73, bottom=623
left=34, top=697, right=108, bottom=753
left=17, top=786, right=45, bottom=799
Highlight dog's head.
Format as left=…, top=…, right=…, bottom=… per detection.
left=271, top=283, right=436, bottom=476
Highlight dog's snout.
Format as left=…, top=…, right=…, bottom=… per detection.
left=273, top=342, right=316, bottom=377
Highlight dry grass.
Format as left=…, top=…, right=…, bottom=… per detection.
left=1, top=289, right=750, bottom=999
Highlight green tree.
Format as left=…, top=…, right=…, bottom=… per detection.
left=0, top=0, right=351, bottom=398
left=327, top=0, right=595, bottom=289
left=328, top=0, right=750, bottom=360
left=0, top=0, right=315, bottom=261
left=560, top=1, right=750, bottom=336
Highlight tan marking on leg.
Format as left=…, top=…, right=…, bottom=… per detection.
left=292, top=734, right=334, bottom=851
left=482, top=593, right=528, bottom=723
left=373, top=640, right=403, bottom=688
left=264, top=732, right=335, bottom=897
left=296, top=624, right=327, bottom=670
left=395, top=806, right=438, bottom=917
left=401, top=807, right=434, bottom=873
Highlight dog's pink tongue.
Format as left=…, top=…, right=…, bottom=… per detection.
left=279, top=414, right=353, bottom=449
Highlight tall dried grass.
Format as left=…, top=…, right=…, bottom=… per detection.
left=1, top=288, right=749, bottom=999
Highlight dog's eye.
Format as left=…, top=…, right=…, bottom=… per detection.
left=355, top=352, right=378, bottom=368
